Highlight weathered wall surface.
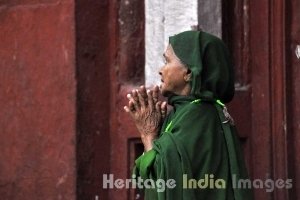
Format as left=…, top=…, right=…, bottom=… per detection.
left=198, top=0, right=222, bottom=38
left=145, top=0, right=198, bottom=86
left=0, top=1, right=77, bottom=199
left=75, top=0, right=111, bottom=199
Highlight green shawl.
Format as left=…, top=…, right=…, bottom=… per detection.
left=134, top=31, right=253, bottom=200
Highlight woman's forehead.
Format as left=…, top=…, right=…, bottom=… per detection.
left=164, top=44, right=174, bottom=57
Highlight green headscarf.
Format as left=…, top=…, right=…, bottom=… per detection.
left=169, top=31, right=234, bottom=103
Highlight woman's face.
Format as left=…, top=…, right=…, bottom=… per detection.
left=159, top=45, right=191, bottom=97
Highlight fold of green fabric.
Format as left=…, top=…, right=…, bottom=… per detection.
left=133, top=31, right=253, bottom=200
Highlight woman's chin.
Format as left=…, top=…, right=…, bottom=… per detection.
left=160, top=88, right=173, bottom=98
left=159, top=88, right=167, bottom=97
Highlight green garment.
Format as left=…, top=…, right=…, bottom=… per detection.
left=133, top=31, right=253, bottom=200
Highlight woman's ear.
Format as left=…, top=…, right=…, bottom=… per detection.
left=184, top=69, right=192, bottom=82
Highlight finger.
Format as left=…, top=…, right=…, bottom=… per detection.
left=152, top=85, right=159, bottom=104
left=161, top=101, right=167, bottom=119
left=124, top=100, right=135, bottom=112
left=127, top=92, right=140, bottom=110
left=132, top=89, right=139, bottom=102
left=129, top=100, right=135, bottom=112
left=147, top=89, right=154, bottom=109
left=137, top=92, right=146, bottom=108
left=139, top=85, right=148, bottom=99
left=124, top=106, right=130, bottom=113
left=138, top=86, right=147, bottom=108
left=124, top=104, right=135, bottom=118
left=155, top=101, right=162, bottom=113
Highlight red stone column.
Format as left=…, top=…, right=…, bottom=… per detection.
left=0, top=1, right=77, bottom=199
left=75, top=0, right=111, bottom=199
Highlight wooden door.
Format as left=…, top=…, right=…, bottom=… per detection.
left=286, top=0, right=300, bottom=199
left=224, top=0, right=299, bottom=199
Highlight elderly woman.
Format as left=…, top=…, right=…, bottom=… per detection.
left=124, top=31, right=253, bottom=200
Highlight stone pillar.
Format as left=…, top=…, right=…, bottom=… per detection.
left=145, top=0, right=198, bottom=86
left=198, top=0, right=223, bottom=38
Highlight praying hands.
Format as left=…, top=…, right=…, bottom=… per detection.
left=124, top=85, right=167, bottom=152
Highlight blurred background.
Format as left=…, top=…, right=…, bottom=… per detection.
left=0, top=0, right=299, bottom=199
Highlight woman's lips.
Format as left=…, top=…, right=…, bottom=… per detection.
left=159, top=80, right=164, bottom=89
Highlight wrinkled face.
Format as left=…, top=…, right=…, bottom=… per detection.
left=159, top=45, right=191, bottom=97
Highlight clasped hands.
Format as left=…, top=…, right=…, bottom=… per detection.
left=124, top=85, right=167, bottom=152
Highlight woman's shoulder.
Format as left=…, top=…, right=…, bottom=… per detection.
left=172, top=102, right=219, bottom=123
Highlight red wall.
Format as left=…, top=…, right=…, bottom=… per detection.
left=75, top=0, right=111, bottom=199
left=0, top=1, right=77, bottom=199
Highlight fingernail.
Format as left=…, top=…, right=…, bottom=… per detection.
left=127, top=94, right=131, bottom=98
